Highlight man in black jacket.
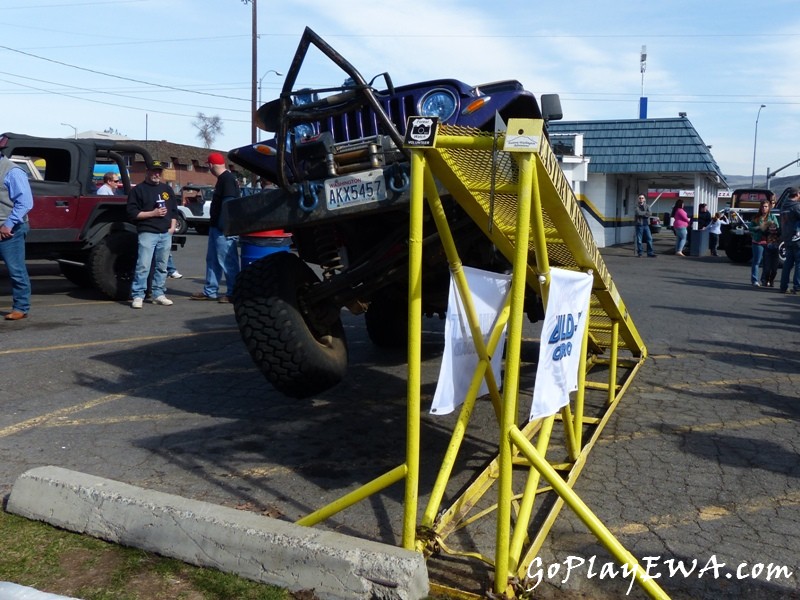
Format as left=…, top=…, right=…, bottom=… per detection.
left=126, top=161, right=178, bottom=309
left=190, top=152, right=240, bottom=303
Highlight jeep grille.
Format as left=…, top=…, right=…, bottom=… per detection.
left=320, top=93, right=416, bottom=142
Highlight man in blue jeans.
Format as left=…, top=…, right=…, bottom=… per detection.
left=0, top=155, right=33, bottom=320
left=126, top=161, right=178, bottom=309
left=190, top=152, right=240, bottom=303
left=634, top=194, right=657, bottom=258
left=779, top=187, right=800, bottom=295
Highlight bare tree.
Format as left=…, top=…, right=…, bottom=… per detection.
left=192, top=113, right=223, bottom=149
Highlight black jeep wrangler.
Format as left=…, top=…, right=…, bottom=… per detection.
left=224, top=28, right=561, bottom=398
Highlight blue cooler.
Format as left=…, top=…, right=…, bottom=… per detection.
left=239, top=231, right=292, bottom=270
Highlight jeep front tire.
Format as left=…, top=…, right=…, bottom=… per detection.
left=233, top=252, right=348, bottom=398
left=89, top=231, right=138, bottom=300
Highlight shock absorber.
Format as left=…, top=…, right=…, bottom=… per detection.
left=314, top=224, right=345, bottom=280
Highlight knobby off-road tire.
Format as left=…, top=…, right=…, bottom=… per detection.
left=233, top=252, right=348, bottom=398
left=88, top=231, right=138, bottom=300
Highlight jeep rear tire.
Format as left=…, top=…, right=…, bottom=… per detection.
left=89, top=231, right=138, bottom=300
left=233, top=252, right=347, bottom=398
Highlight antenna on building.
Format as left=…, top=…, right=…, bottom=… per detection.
left=639, top=45, right=648, bottom=119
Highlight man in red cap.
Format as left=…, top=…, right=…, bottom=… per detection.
left=190, top=152, right=240, bottom=302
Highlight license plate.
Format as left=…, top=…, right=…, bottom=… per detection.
left=324, top=169, right=386, bottom=211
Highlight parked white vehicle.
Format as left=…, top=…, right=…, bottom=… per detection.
left=176, top=184, right=213, bottom=234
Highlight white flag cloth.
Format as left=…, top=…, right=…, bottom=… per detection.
left=430, top=267, right=512, bottom=416
left=530, top=268, right=593, bottom=421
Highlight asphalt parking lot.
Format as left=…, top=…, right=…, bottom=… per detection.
left=1, top=230, right=799, bottom=599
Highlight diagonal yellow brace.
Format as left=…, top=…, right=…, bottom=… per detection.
left=508, top=425, right=670, bottom=600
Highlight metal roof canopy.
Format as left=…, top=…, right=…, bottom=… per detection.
left=548, top=117, right=728, bottom=192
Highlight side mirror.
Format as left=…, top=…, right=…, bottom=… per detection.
left=540, top=94, right=563, bottom=122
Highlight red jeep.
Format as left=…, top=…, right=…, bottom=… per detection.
left=1, top=133, right=185, bottom=299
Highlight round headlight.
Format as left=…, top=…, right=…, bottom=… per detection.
left=419, top=89, right=457, bottom=121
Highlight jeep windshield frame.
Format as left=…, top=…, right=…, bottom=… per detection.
left=258, top=27, right=406, bottom=191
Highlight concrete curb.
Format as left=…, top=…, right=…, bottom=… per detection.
left=7, top=466, right=428, bottom=600
left=0, top=582, right=78, bottom=600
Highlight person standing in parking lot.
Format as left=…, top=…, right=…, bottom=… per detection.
left=779, top=187, right=800, bottom=294
left=126, top=161, right=178, bottom=309
left=190, top=152, right=240, bottom=303
left=0, top=155, right=33, bottom=320
left=634, top=194, right=656, bottom=257
left=749, top=200, right=778, bottom=287
left=672, top=199, right=690, bottom=256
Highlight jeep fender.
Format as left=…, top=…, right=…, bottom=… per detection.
left=83, top=220, right=137, bottom=249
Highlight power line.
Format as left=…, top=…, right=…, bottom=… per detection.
left=0, top=44, right=248, bottom=102
left=0, top=70, right=250, bottom=113
left=0, top=77, right=250, bottom=123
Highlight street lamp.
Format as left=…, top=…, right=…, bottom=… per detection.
left=751, top=104, right=766, bottom=187
left=258, top=69, right=283, bottom=105
left=60, top=123, right=77, bottom=139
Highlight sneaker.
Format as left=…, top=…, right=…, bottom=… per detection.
left=131, top=297, right=143, bottom=309
left=752, top=282, right=761, bottom=287
left=648, top=254, right=657, bottom=258
left=218, top=295, right=232, bottom=304
left=152, top=295, right=174, bottom=306
left=168, top=271, right=183, bottom=279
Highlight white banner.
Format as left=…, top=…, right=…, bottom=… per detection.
left=530, top=268, right=593, bottom=421
left=430, top=267, right=512, bottom=416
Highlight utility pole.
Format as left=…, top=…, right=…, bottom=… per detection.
left=242, top=0, right=258, bottom=144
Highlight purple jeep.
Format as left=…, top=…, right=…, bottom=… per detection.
left=225, top=27, right=561, bottom=398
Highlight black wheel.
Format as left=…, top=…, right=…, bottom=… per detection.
left=58, top=261, right=93, bottom=288
left=88, top=231, right=138, bottom=300
left=778, top=241, right=786, bottom=267
left=174, top=213, right=188, bottom=235
left=232, top=252, right=347, bottom=398
left=724, top=237, right=752, bottom=264
left=365, top=288, right=408, bottom=348
left=193, top=223, right=209, bottom=235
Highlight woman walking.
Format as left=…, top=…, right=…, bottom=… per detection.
left=672, top=199, right=690, bottom=256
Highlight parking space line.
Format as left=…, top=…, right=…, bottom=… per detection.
left=0, top=393, right=126, bottom=438
left=0, top=329, right=239, bottom=356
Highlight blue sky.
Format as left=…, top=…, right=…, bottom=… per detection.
left=2, top=0, right=798, bottom=181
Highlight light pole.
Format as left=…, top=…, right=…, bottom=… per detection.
left=60, top=123, right=77, bottom=139
left=258, top=69, right=283, bottom=105
left=751, top=104, right=766, bottom=187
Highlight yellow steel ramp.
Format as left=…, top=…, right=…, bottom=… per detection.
left=402, top=119, right=666, bottom=598
left=295, top=118, right=666, bottom=598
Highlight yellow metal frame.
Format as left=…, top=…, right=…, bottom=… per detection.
left=293, top=119, right=668, bottom=598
